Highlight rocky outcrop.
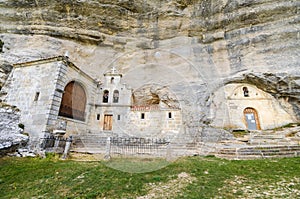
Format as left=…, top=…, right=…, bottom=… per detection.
left=0, top=61, right=12, bottom=91
left=0, top=103, right=29, bottom=156
left=0, top=0, right=298, bottom=43
left=133, top=84, right=180, bottom=109
left=0, top=0, right=298, bottom=53
left=0, top=0, right=299, bottom=145
left=227, top=72, right=300, bottom=120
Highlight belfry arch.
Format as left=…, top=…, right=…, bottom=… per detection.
left=59, top=81, right=87, bottom=121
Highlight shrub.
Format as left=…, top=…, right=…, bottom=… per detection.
left=18, top=123, right=25, bottom=129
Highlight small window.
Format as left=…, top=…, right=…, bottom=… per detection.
left=111, top=77, right=114, bottom=84
left=113, top=90, right=119, bottom=103
left=103, top=90, right=109, bottom=103
left=141, top=113, right=145, bottom=119
left=96, top=114, right=100, bottom=120
left=168, top=112, right=172, bottom=119
left=34, top=92, right=40, bottom=101
left=117, top=115, right=121, bottom=120
left=243, top=87, right=249, bottom=97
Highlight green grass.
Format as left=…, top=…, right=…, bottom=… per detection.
left=270, top=122, right=300, bottom=131
left=231, top=130, right=249, bottom=138
left=0, top=156, right=300, bottom=198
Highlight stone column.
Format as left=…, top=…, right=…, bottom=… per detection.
left=104, top=137, right=111, bottom=160
left=62, top=136, right=73, bottom=159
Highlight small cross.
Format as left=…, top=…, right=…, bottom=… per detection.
left=111, top=66, right=117, bottom=74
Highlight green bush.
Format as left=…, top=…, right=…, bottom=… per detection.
left=18, top=123, right=24, bottom=129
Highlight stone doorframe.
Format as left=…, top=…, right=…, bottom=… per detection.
left=244, top=107, right=261, bottom=130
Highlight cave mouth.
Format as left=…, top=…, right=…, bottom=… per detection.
left=132, top=85, right=180, bottom=109
left=227, top=72, right=300, bottom=121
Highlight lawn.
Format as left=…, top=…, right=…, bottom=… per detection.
left=0, top=155, right=299, bottom=198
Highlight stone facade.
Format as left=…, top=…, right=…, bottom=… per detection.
left=128, top=106, right=182, bottom=138
left=92, top=68, right=132, bottom=137
left=1, top=53, right=300, bottom=155
left=1, top=56, right=185, bottom=149
left=2, top=58, right=60, bottom=141
left=1, top=56, right=96, bottom=145
left=210, top=83, right=297, bottom=130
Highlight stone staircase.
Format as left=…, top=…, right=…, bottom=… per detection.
left=70, top=127, right=300, bottom=160
left=166, top=141, right=200, bottom=157
left=71, top=134, right=107, bottom=153
left=216, top=145, right=300, bottom=160
left=215, top=127, right=300, bottom=160
left=248, top=132, right=297, bottom=145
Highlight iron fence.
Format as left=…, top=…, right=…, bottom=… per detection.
left=109, top=137, right=170, bottom=156
left=40, top=135, right=67, bottom=150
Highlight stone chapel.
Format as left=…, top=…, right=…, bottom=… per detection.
left=1, top=55, right=298, bottom=153
left=1, top=56, right=183, bottom=150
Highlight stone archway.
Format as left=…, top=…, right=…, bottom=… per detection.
left=244, top=107, right=260, bottom=130
left=59, top=81, right=86, bottom=121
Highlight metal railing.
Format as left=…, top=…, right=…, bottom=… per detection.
left=108, top=137, right=170, bottom=157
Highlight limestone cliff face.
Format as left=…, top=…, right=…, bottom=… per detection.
left=0, top=103, right=28, bottom=156
left=0, top=0, right=299, bottom=132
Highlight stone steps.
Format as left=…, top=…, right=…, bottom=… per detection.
left=242, top=131, right=299, bottom=145
left=216, top=145, right=300, bottom=160
left=249, top=140, right=296, bottom=145
left=251, top=135, right=285, bottom=139
left=71, top=132, right=300, bottom=159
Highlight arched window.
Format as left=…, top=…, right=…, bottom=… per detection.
left=244, top=107, right=260, bottom=130
left=243, top=87, right=249, bottom=97
left=113, top=90, right=119, bottom=103
left=103, top=90, right=109, bottom=103
left=59, top=81, right=86, bottom=121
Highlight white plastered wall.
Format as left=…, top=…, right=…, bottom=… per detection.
left=211, top=83, right=296, bottom=130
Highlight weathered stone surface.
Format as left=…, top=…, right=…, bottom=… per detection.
left=227, top=72, right=300, bottom=120
left=133, top=84, right=180, bottom=108
left=201, top=127, right=234, bottom=142
left=0, top=0, right=299, bottom=147
left=0, top=61, right=12, bottom=91
left=0, top=103, right=29, bottom=156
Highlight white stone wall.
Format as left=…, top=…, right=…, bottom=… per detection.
left=127, top=110, right=163, bottom=137
left=161, top=109, right=182, bottom=134
left=211, top=83, right=296, bottom=130
left=2, top=61, right=60, bottom=140
left=89, top=70, right=132, bottom=135
left=127, top=108, right=182, bottom=138
left=92, top=106, right=131, bottom=136
left=1, top=57, right=98, bottom=141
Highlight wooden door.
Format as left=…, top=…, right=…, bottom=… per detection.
left=103, top=115, right=113, bottom=131
left=59, top=81, right=86, bottom=121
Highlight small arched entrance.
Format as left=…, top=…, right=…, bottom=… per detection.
left=59, top=81, right=87, bottom=121
left=244, top=107, right=260, bottom=130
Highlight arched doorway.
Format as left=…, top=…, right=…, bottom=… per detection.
left=244, top=107, right=260, bottom=130
left=59, top=81, right=87, bottom=121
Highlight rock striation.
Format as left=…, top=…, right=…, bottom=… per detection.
left=0, top=0, right=299, bottom=149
